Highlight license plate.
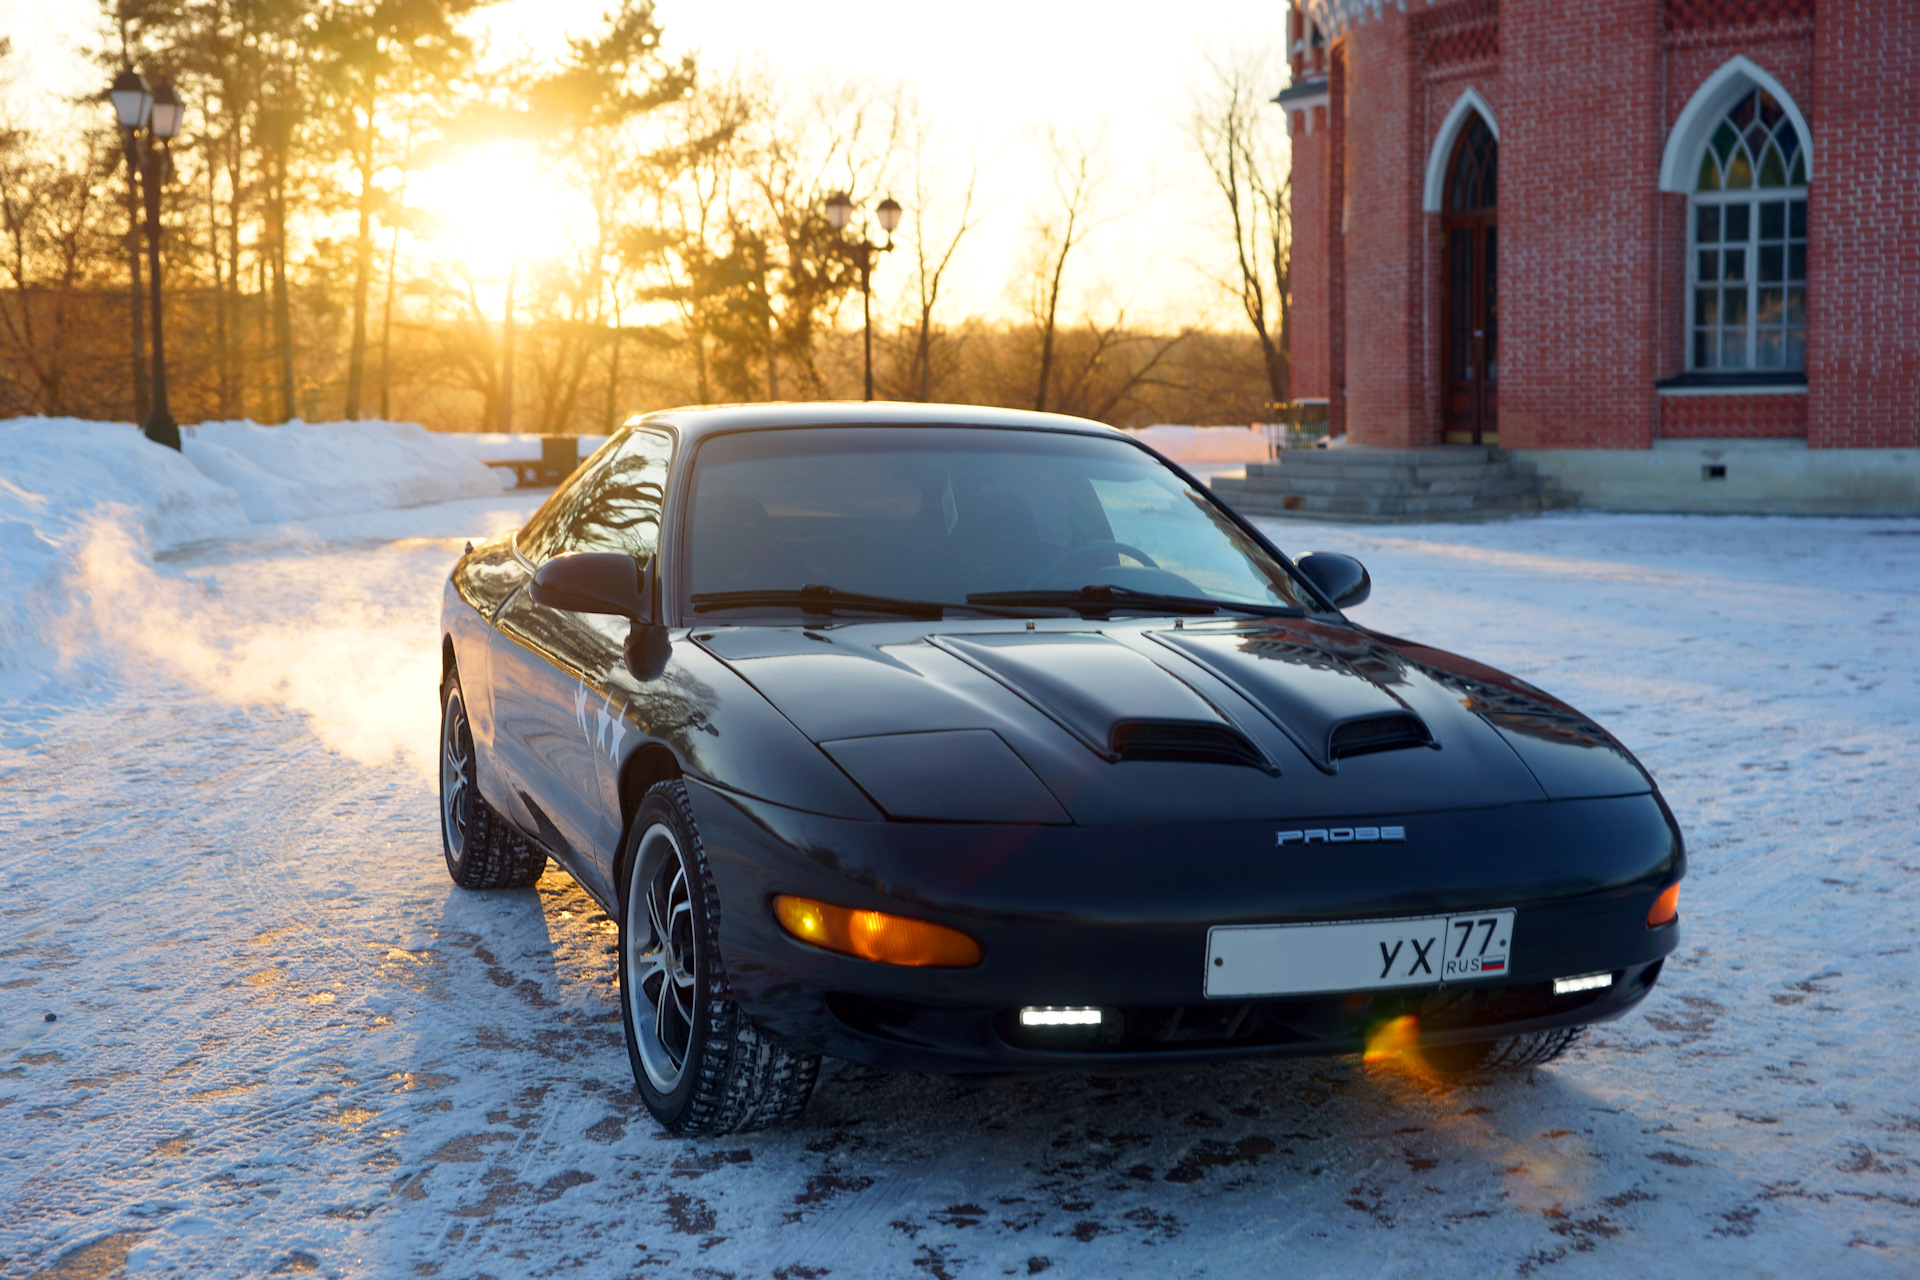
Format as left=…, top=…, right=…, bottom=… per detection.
left=1205, top=909, right=1516, bottom=998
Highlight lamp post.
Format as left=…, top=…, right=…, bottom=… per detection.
left=108, top=70, right=184, bottom=450
left=108, top=70, right=151, bottom=427
left=824, top=192, right=903, bottom=401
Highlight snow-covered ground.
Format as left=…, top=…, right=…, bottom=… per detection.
left=2, top=474, right=1917, bottom=1276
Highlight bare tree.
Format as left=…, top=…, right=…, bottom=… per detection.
left=746, top=76, right=902, bottom=399
left=0, top=126, right=117, bottom=416
left=521, top=0, right=695, bottom=432
left=1048, top=304, right=1194, bottom=424
left=640, top=76, right=753, bottom=405
left=316, top=0, right=472, bottom=419
left=1190, top=52, right=1292, bottom=410
left=889, top=104, right=985, bottom=402
left=1026, top=125, right=1114, bottom=413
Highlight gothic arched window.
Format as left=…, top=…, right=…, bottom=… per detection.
left=1448, top=115, right=1497, bottom=213
left=1689, top=88, right=1807, bottom=371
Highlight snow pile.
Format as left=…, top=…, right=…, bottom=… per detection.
left=0, top=417, right=502, bottom=697
left=183, top=419, right=505, bottom=522
left=1131, top=423, right=1275, bottom=463
left=434, top=432, right=611, bottom=465
left=0, top=419, right=251, bottom=550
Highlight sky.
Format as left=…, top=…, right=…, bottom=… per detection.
left=2, top=0, right=1293, bottom=327
left=606, top=0, right=1292, bottom=324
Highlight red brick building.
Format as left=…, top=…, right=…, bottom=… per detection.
left=1277, top=0, right=1920, bottom=512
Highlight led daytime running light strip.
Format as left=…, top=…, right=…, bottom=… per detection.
left=1552, top=972, right=1613, bottom=996
left=1019, top=1007, right=1102, bottom=1026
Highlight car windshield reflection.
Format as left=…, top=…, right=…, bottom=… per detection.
left=686, top=426, right=1313, bottom=617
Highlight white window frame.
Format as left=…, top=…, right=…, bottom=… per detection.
left=1683, top=102, right=1808, bottom=374
left=1666, top=58, right=1812, bottom=376
left=1686, top=187, right=1807, bottom=373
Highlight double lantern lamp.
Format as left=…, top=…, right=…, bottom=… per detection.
left=110, top=70, right=185, bottom=141
left=824, top=193, right=904, bottom=401
left=824, top=192, right=903, bottom=238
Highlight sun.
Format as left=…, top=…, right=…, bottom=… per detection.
left=407, top=141, right=583, bottom=289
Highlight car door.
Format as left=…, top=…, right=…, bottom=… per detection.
left=484, top=446, right=606, bottom=841
left=490, top=427, right=674, bottom=898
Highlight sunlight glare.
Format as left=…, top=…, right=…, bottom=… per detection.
left=409, top=142, right=580, bottom=290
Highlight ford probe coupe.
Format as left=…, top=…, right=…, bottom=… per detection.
left=437, top=403, right=1683, bottom=1135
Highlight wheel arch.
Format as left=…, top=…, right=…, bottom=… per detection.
left=614, top=743, right=687, bottom=916
left=441, top=633, right=457, bottom=684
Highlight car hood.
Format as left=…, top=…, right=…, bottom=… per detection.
left=694, top=618, right=1651, bottom=825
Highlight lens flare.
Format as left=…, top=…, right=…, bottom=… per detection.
left=1363, top=1014, right=1425, bottom=1070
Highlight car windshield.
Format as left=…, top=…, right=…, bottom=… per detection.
left=685, top=426, right=1315, bottom=616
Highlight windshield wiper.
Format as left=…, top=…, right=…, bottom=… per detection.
left=966, top=585, right=1302, bottom=618
left=692, top=585, right=956, bottom=619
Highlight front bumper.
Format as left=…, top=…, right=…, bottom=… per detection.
left=689, top=780, right=1684, bottom=1073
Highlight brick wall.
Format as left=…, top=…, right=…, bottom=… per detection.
left=1498, top=0, right=1664, bottom=450
left=1339, top=8, right=1423, bottom=446
left=1660, top=393, right=1808, bottom=438
left=1807, top=0, right=1920, bottom=448
left=1328, top=44, right=1348, bottom=438
left=1288, top=114, right=1333, bottom=402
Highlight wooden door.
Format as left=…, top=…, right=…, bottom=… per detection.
left=1442, top=118, right=1498, bottom=445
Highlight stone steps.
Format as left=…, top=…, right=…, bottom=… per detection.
left=1210, top=446, right=1568, bottom=522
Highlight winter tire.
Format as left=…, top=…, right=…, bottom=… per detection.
left=440, top=669, right=547, bottom=890
left=1425, top=1025, right=1585, bottom=1079
left=619, top=780, right=820, bottom=1135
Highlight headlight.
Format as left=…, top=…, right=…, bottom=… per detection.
left=774, top=895, right=983, bottom=968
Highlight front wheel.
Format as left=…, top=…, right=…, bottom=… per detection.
left=1425, top=1026, right=1585, bottom=1078
left=619, top=781, right=820, bottom=1135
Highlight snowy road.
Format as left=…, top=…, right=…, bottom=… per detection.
left=3, top=498, right=1917, bottom=1279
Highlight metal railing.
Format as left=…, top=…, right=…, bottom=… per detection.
left=1266, top=400, right=1331, bottom=455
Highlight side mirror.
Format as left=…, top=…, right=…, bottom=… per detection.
left=531, top=552, right=653, bottom=621
left=1294, top=551, right=1371, bottom=609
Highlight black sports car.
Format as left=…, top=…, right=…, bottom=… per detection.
left=438, top=403, right=1683, bottom=1135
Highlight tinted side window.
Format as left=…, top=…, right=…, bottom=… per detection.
left=515, top=443, right=609, bottom=564
left=566, top=429, right=674, bottom=563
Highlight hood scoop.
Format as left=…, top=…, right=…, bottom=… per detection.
left=1109, top=719, right=1270, bottom=768
left=1328, top=712, right=1433, bottom=759
left=933, top=633, right=1274, bottom=772
left=1151, top=628, right=1435, bottom=774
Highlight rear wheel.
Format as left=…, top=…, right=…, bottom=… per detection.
left=619, top=781, right=819, bottom=1135
left=1425, top=1026, right=1585, bottom=1078
left=439, top=669, right=547, bottom=890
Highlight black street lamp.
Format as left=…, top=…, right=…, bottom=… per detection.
left=824, top=192, right=904, bottom=401
left=108, top=69, right=184, bottom=450
left=108, top=70, right=151, bottom=427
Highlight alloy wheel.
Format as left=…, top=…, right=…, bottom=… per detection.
left=440, top=685, right=473, bottom=863
left=628, top=823, right=698, bottom=1092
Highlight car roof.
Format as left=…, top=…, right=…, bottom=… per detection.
left=629, top=401, right=1129, bottom=448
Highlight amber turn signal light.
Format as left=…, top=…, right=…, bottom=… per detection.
left=1647, top=883, right=1680, bottom=928
left=774, top=895, right=983, bottom=968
